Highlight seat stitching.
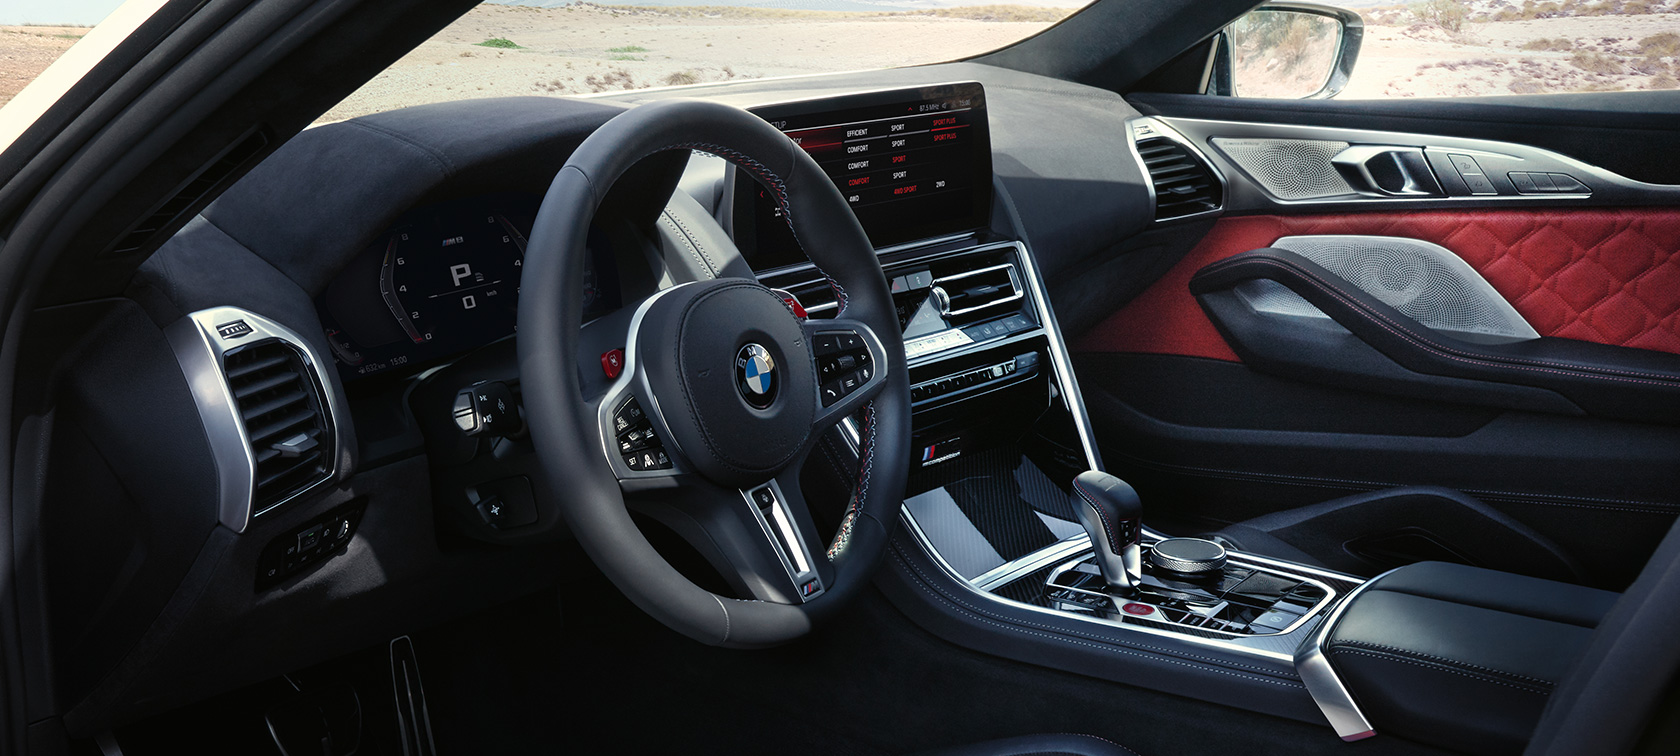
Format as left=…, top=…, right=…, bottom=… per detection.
left=1051, top=733, right=1144, bottom=756
left=650, top=142, right=849, bottom=312
left=1071, top=478, right=1122, bottom=554
left=1330, top=640, right=1557, bottom=685
left=1328, top=648, right=1552, bottom=694
left=1360, top=586, right=1607, bottom=630
left=658, top=210, right=714, bottom=279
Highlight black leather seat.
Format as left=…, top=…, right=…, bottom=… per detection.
left=1323, top=562, right=1618, bottom=754
left=913, top=733, right=1138, bottom=756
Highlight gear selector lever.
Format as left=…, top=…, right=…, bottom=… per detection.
left=1070, top=471, right=1143, bottom=594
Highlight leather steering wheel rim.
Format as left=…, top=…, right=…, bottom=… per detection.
left=518, top=99, right=911, bottom=648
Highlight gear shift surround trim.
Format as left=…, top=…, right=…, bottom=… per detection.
left=1046, top=543, right=1336, bottom=638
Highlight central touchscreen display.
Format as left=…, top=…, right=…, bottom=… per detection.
left=740, top=82, right=992, bottom=269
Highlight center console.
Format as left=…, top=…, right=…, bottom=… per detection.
left=730, top=81, right=1597, bottom=752
left=735, top=80, right=1361, bottom=730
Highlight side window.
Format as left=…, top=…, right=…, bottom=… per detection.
left=1222, top=0, right=1680, bottom=100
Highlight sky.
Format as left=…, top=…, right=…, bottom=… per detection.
left=0, top=0, right=1119, bottom=25
left=2, top=0, right=128, bottom=25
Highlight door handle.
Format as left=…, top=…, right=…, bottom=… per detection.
left=1332, top=146, right=1444, bottom=197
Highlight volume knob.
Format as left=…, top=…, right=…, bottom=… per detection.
left=1148, top=538, right=1227, bottom=575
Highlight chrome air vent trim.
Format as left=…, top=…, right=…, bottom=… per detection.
left=1128, top=117, right=1227, bottom=223
left=166, top=307, right=343, bottom=533
left=933, top=262, right=1024, bottom=318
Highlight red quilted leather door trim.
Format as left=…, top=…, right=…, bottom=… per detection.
left=1073, top=208, right=1680, bottom=361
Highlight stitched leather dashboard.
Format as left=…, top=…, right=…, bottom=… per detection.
left=1073, top=209, right=1680, bottom=361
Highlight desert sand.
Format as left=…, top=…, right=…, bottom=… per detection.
left=0, top=25, right=87, bottom=109
left=2, top=3, right=1678, bottom=121
left=313, top=4, right=1057, bottom=122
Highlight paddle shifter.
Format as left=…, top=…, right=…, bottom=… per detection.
left=1070, top=471, right=1143, bottom=595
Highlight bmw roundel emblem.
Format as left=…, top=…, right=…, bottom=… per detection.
left=735, top=343, right=777, bottom=408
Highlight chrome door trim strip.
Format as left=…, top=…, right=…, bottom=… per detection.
left=1160, top=116, right=1680, bottom=212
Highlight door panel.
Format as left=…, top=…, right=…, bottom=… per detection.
left=1074, top=96, right=1680, bottom=589
left=1078, top=209, right=1680, bottom=360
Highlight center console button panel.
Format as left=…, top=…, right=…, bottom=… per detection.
left=1044, top=543, right=1333, bottom=636
left=910, top=351, right=1035, bottom=404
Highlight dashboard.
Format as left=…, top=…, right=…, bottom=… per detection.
left=315, top=194, right=621, bottom=382
left=47, top=59, right=1156, bottom=731
left=312, top=82, right=1005, bottom=383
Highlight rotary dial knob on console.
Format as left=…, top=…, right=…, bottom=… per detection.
left=1148, top=538, right=1228, bottom=576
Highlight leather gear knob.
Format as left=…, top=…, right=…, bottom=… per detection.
left=1071, top=471, right=1143, bottom=593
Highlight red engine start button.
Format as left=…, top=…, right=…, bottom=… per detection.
left=1121, top=602, right=1155, bottom=616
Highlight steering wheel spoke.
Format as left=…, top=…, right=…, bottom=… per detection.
left=807, top=317, right=889, bottom=434
left=632, top=472, right=829, bottom=604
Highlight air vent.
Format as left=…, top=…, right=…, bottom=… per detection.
left=223, top=339, right=333, bottom=513
left=103, top=127, right=270, bottom=258
left=933, top=263, right=1023, bottom=324
left=1138, top=136, right=1222, bottom=221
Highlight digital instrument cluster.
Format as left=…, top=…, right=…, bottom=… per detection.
left=316, top=194, right=618, bottom=381
left=738, top=82, right=993, bottom=270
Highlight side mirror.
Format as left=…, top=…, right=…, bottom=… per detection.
left=1211, top=2, right=1364, bottom=99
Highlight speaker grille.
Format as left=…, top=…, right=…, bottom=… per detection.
left=1213, top=138, right=1355, bottom=201
left=1238, top=235, right=1539, bottom=342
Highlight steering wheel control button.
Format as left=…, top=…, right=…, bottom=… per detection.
left=1148, top=537, right=1229, bottom=576
left=600, top=348, right=625, bottom=379
left=612, top=397, right=672, bottom=472
left=613, top=398, right=645, bottom=433
left=815, top=329, right=876, bottom=407
left=454, top=380, right=518, bottom=437
left=735, top=343, right=779, bottom=409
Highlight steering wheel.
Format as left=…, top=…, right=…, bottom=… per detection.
left=517, top=100, right=912, bottom=648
